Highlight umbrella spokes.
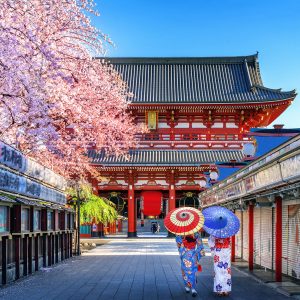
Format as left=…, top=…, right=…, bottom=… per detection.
left=205, top=214, right=227, bottom=229
left=202, top=206, right=240, bottom=238
left=164, top=207, right=205, bottom=235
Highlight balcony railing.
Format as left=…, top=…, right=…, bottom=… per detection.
left=136, top=133, right=244, bottom=142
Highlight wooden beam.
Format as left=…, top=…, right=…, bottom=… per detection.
left=34, top=236, right=39, bottom=271
left=23, top=235, right=28, bottom=276
left=275, top=196, right=282, bottom=282
left=15, top=237, right=20, bottom=279
left=2, top=237, right=7, bottom=285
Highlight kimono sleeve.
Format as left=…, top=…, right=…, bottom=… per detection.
left=175, top=235, right=183, bottom=248
left=195, top=233, right=205, bottom=259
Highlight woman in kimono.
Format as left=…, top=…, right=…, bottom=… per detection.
left=176, top=232, right=205, bottom=297
left=208, top=235, right=231, bottom=296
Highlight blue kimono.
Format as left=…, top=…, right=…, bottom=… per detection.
left=176, top=233, right=204, bottom=289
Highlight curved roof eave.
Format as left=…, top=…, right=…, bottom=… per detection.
left=129, top=96, right=296, bottom=106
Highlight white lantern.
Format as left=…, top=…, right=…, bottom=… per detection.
left=243, top=143, right=256, bottom=157
left=209, top=171, right=219, bottom=181
left=199, top=177, right=207, bottom=188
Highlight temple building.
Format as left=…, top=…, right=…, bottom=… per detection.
left=88, top=54, right=296, bottom=237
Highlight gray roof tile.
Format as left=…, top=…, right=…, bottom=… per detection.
left=106, top=54, right=295, bottom=104
left=89, top=149, right=244, bottom=166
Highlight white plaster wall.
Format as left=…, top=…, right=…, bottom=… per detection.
left=192, top=122, right=206, bottom=128
left=226, top=123, right=238, bottom=128
left=175, top=123, right=189, bottom=128
left=158, top=122, right=169, bottom=128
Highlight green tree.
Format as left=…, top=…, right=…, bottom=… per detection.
left=67, top=183, right=118, bottom=225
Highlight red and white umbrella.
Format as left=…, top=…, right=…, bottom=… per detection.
left=164, top=207, right=205, bottom=235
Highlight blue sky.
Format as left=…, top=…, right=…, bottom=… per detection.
left=93, top=0, right=300, bottom=128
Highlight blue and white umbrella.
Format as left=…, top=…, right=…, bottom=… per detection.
left=202, top=206, right=240, bottom=238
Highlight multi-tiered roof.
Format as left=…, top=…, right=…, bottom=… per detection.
left=90, top=54, right=296, bottom=168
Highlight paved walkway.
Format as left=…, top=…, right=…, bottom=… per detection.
left=0, top=238, right=294, bottom=300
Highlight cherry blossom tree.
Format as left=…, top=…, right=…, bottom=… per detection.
left=0, top=0, right=140, bottom=179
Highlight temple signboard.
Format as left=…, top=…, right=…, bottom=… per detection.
left=0, top=142, right=26, bottom=172
left=0, top=167, right=66, bottom=204
left=0, top=141, right=66, bottom=191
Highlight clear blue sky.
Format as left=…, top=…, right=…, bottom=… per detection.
left=93, top=0, right=300, bottom=128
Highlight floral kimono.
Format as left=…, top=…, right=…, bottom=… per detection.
left=176, top=233, right=204, bottom=289
left=208, top=235, right=232, bottom=294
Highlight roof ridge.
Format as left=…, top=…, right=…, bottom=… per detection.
left=101, top=54, right=259, bottom=65
left=128, top=149, right=242, bottom=152
left=243, top=59, right=253, bottom=91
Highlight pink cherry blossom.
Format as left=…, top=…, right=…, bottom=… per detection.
left=0, top=0, right=140, bottom=179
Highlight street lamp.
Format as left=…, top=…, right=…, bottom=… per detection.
left=199, top=177, right=207, bottom=188
left=242, top=142, right=256, bottom=157
left=209, top=171, right=219, bottom=181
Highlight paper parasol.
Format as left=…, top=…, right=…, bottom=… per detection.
left=202, top=206, right=240, bottom=238
left=164, top=207, right=205, bottom=235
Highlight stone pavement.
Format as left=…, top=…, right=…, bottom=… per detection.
left=0, top=238, right=294, bottom=300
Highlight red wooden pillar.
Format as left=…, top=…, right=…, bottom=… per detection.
left=118, top=220, right=122, bottom=232
left=248, top=203, right=254, bottom=271
left=127, top=183, right=136, bottom=237
left=275, top=196, right=282, bottom=282
left=91, top=178, right=99, bottom=195
left=98, top=223, right=104, bottom=237
left=231, top=235, right=236, bottom=262
left=168, top=170, right=176, bottom=212
left=111, top=222, right=115, bottom=234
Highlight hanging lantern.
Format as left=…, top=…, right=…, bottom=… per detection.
left=141, top=191, right=162, bottom=216
left=242, top=142, right=256, bottom=157
left=199, top=177, right=207, bottom=188
left=109, top=192, right=125, bottom=214
left=209, top=171, right=219, bottom=181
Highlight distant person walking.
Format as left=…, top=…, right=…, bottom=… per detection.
left=156, top=223, right=160, bottom=233
left=151, top=222, right=157, bottom=234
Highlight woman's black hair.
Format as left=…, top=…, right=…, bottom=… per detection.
left=184, top=235, right=196, bottom=243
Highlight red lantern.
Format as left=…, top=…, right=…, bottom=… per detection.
left=141, top=191, right=162, bottom=216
